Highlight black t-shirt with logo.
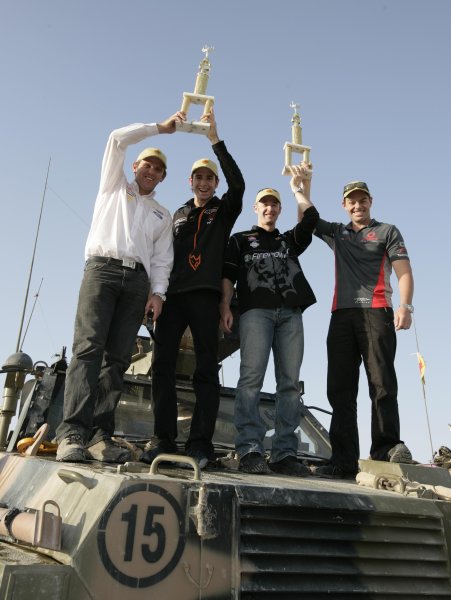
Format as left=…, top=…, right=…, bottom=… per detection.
left=223, top=207, right=318, bottom=314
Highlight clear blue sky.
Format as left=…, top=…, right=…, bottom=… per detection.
left=1, top=0, right=449, bottom=463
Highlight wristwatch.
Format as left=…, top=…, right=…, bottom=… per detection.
left=400, top=303, right=414, bottom=313
left=153, top=292, right=166, bottom=302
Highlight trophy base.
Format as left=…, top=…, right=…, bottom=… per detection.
left=176, top=121, right=211, bottom=135
left=282, top=142, right=312, bottom=175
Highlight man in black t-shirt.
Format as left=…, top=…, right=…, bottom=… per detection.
left=220, top=164, right=317, bottom=476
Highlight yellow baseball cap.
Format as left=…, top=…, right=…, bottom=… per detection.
left=136, top=147, right=167, bottom=169
left=191, top=158, right=219, bottom=177
left=343, top=180, right=370, bottom=198
left=255, top=188, right=281, bottom=204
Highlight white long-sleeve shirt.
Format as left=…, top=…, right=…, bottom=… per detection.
left=84, top=123, right=174, bottom=295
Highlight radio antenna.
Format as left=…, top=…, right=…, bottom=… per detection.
left=16, top=157, right=51, bottom=352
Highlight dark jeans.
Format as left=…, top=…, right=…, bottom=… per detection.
left=56, top=260, right=149, bottom=445
left=151, top=290, right=220, bottom=457
left=326, top=308, right=401, bottom=472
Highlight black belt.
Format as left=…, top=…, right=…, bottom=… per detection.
left=86, top=256, right=146, bottom=272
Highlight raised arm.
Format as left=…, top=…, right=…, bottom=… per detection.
left=157, top=111, right=186, bottom=134
left=288, top=163, right=314, bottom=222
left=203, top=108, right=245, bottom=215
left=99, top=112, right=184, bottom=196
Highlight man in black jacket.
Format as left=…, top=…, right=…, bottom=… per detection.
left=220, top=164, right=317, bottom=476
left=142, top=109, right=245, bottom=468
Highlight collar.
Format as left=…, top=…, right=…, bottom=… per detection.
left=251, top=225, right=280, bottom=236
left=130, top=180, right=156, bottom=200
left=345, top=218, right=376, bottom=232
left=185, top=195, right=219, bottom=209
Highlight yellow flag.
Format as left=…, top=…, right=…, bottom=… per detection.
left=417, top=353, right=426, bottom=384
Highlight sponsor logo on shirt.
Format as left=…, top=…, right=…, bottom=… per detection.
left=354, top=297, right=371, bottom=304
left=394, top=242, right=408, bottom=256
left=362, top=231, right=378, bottom=242
left=245, top=250, right=290, bottom=261
left=173, top=216, right=187, bottom=235
left=126, top=183, right=137, bottom=201
left=204, top=206, right=218, bottom=225
left=153, top=208, right=164, bottom=220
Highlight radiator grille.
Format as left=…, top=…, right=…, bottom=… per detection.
left=239, top=504, right=451, bottom=599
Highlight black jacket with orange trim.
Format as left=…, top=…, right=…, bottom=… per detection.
left=167, top=140, right=244, bottom=295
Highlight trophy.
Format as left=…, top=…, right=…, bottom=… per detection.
left=282, top=102, right=311, bottom=175
left=176, top=46, right=215, bottom=135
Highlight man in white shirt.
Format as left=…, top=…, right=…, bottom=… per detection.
left=56, top=112, right=182, bottom=463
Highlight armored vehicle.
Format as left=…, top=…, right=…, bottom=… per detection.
left=0, top=328, right=450, bottom=599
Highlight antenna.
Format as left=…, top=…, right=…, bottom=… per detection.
left=411, top=314, right=435, bottom=462
left=19, top=278, right=43, bottom=351
left=16, top=158, right=51, bottom=352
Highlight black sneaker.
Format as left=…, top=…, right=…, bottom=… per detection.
left=141, top=444, right=177, bottom=465
left=186, top=449, right=209, bottom=470
left=269, top=455, right=310, bottom=477
left=314, top=464, right=358, bottom=479
left=387, top=443, right=414, bottom=463
left=238, top=452, right=270, bottom=474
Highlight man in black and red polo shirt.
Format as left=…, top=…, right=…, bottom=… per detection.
left=313, top=180, right=414, bottom=478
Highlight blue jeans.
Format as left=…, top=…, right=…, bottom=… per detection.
left=235, top=307, right=304, bottom=463
left=56, top=260, right=149, bottom=445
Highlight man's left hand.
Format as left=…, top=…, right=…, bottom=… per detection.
left=394, top=306, right=412, bottom=330
left=201, top=108, right=220, bottom=144
left=145, top=294, right=164, bottom=321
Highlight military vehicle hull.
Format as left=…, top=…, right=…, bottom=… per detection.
left=0, top=339, right=451, bottom=599
left=0, top=452, right=451, bottom=599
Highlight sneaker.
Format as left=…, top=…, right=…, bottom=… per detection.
left=434, top=446, right=451, bottom=469
left=314, top=464, right=358, bottom=479
left=85, top=439, right=131, bottom=464
left=387, top=442, right=413, bottom=463
left=269, top=455, right=310, bottom=477
left=141, top=444, right=177, bottom=465
left=238, top=452, right=270, bottom=474
left=56, top=434, right=86, bottom=463
left=186, top=449, right=209, bottom=470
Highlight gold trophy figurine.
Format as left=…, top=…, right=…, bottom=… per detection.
left=282, top=102, right=311, bottom=175
left=176, top=46, right=215, bottom=135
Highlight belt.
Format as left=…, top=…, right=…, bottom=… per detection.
left=86, top=256, right=146, bottom=272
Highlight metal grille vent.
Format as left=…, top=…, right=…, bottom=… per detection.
left=239, top=504, right=451, bottom=599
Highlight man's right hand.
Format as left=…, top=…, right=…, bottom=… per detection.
left=219, top=304, right=233, bottom=333
left=289, top=162, right=313, bottom=194
left=157, top=111, right=186, bottom=134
